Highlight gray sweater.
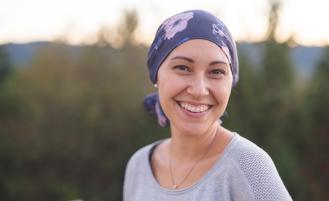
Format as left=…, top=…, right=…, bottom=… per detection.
left=123, top=133, right=293, bottom=201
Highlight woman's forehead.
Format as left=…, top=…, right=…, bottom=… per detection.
left=166, top=39, right=229, bottom=64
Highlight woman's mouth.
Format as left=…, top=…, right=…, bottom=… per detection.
left=177, top=101, right=212, bottom=113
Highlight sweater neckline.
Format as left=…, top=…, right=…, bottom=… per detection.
left=145, top=132, right=240, bottom=195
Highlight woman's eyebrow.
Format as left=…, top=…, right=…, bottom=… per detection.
left=170, top=56, right=194, bottom=63
left=209, top=60, right=229, bottom=66
left=170, top=56, right=228, bottom=67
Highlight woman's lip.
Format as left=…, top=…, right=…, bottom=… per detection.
left=175, top=100, right=213, bottom=107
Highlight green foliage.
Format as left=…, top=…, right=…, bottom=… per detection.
left=0, top=46, right=12, bottom=84
left=0, top=43, right=167, bottom=201
left=0, top=12, right=167, bottom=201
left=298, top=47, right=329, bottom=201
left=225, top=52, right=261, bottom=139
left=226, top=2, right=323, bottom=200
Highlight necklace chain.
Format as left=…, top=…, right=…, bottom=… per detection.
left=169, top=133, right=217, bottom=189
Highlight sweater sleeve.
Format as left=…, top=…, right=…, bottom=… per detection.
left=123, top=154, right=135, bottom=201
left=238, top=143, right=293, bottom=201
left=123, top=147, right=143, bottom=201
left=123, top=144, right=154, bottom=201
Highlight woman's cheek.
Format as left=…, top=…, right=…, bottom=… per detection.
left=213, top=83, right=232, bottom=102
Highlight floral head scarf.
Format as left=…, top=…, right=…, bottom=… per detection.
left=144, top=9, right=239, bottom=127
left=147, top=9, right=239, bottom=86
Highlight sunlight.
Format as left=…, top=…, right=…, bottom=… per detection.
left=0, top=0, right=328, bottom=46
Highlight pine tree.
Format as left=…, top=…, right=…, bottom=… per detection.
left=226, top=52, right=261, bottom=140
left=0, top=46, right=11, bottom=84
left=256, top=1, right=303, bottom=199
left=301, top=47, right=329, bottom=201
left=258, top=0, right=295, bottom=146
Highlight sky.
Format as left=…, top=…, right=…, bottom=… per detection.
left=0, top=0, right=328, bottom=46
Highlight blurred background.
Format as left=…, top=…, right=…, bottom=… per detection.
left=0, top=0, right=328, bottom=200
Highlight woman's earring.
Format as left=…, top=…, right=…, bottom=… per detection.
left=154, top=84, right=158, bottom=88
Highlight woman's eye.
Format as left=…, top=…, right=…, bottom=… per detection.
left=210, top=69, right=225, bottom=76
left=173, top=65, right=191, bottom=72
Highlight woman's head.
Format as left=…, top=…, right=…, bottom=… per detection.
left=147, top=9, right=239, bottom=87
left=144, top=10, right=239, bottom=128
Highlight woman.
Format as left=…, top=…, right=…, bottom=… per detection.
left=124, top=10, right=292, bottom=201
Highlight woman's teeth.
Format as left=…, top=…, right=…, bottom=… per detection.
left=179, top=102, right=210, bottom=113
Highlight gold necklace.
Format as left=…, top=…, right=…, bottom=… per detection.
left=169, top=133, right=217, bottom=189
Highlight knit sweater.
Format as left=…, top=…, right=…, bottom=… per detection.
left=123, top=133, right=293, bottom=201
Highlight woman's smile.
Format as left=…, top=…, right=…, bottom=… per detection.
left=178, top=101, right=211, bottom=113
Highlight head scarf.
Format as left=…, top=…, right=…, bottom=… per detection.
left=144, top=9, right=239, bottom=127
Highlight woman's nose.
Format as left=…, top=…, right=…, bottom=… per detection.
left=186, top=76, right=210, bottom=98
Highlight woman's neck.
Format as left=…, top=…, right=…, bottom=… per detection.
left=169, top=124, right=220, bottom=161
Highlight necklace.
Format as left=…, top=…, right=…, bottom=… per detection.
left=169, top=133, right=217, bottom=189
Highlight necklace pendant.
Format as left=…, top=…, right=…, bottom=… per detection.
left=173, top=184, right=178, bottom=189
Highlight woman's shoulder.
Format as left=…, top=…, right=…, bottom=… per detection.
left=126, top=139, right=165, bottom=169
left=229, top=134, right=277, bottom=176
left=231, top=134, right=272, bottom=162
left=229, top=133, right=292, bottom=200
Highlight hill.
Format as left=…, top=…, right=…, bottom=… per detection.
left=2, top=41, right=325, bottom=78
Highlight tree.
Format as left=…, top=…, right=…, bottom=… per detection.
left=0, top=46, right=12, bottom=84
left=0, top=9, right=166, bottom=200
left=256, top=0, right=294, bottom=145
left=300, top=47, right=329, bottom=201
left=253, top=1, right=306, bottom=199
left=95, top=9, right=139, bottom=48
left=225, top=51, right=261, bottom=139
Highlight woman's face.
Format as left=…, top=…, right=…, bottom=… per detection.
left=157, top=39, right=233, bottom=136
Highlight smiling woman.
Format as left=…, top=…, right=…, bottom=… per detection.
left=123, top=10, right=293, bottom=201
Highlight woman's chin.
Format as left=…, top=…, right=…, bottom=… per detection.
left=172, top=122, right=211, bottom=137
